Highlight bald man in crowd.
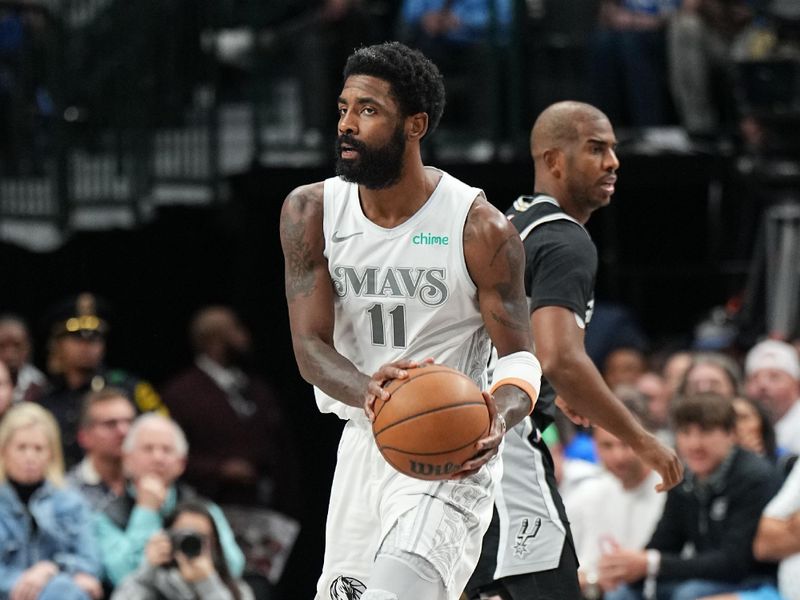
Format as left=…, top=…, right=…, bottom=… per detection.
left=160, top=306, right=299, bottom=514
left=466, top=101, right=682, bottom=600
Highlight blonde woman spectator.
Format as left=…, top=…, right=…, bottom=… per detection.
left=0, top=402, right=102, bottom=599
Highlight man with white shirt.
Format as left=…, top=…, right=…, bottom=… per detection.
left=565, top=394, right=666, bottom=597
left=744, top=339, right=800, bottom=456
left=753, top=457, right=800, bottom=600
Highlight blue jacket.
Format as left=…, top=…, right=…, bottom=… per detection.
left=94, top=482, right=245, bottom=586
left=0, top=480, right=101, bottom=597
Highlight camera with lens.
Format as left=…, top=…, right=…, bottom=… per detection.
left=169, top=529, right=205, bottom=559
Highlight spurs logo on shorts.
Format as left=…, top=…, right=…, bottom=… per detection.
left=513, top=516, right=542, bottom=558
left=329, top=576, right=366, bottom=600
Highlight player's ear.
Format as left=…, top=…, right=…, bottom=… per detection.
left=543, top=148, right=563, bottom=178
left=407, top=112, right=428, bottom=141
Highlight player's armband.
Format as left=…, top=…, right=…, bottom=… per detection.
left=489, top=351, right=541, bottom=415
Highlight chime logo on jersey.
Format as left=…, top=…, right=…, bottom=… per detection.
left=513, top=516, right=542, bottom=558
left=412, top=232, right=449, bottom=246
left=331, top=265, right=449, bottom=306
left=329, top=576, right=366, bottom=600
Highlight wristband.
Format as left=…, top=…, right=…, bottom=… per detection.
left=490, top=351, right=542, bottom=415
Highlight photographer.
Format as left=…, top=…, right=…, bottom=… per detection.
left=111, top=500, right=253, bottom=600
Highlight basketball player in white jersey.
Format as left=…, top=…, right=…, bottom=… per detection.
left=279, top=42, right=541, bottom=600
left=467, top=102, right=684, bottom=599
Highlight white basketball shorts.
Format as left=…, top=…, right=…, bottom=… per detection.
left=315, top=418, right=502, bottom=600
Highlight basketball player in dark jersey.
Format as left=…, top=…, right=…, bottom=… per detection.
left=466, top=101, right=683, bottom=599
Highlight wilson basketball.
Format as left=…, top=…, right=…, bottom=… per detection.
left=372, top=363, right=490, bottom=480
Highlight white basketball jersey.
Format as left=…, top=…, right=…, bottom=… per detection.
left=315, top=167, right=492, bottom=421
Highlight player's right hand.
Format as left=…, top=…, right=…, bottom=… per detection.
left=363, top=358, right=434, bottom=421
left=639, top=434, right=684, bottom=492
left=555, top=395, right=591, bottom=427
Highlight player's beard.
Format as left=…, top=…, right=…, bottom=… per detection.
left=335, top=124, right=406, bottom=190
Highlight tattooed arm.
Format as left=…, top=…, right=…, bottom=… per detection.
left=279, top=182, right=370, bottom=409
left=464, top=193, right=536, bottom=430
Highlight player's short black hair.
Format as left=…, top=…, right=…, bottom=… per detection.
left=343, top=41, right=446, bottom=139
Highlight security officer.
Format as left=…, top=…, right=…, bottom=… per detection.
left=35, top=292, right=167, bottom=468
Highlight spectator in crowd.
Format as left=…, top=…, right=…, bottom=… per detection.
left=667, top=0, right=756, bottom=137
left=111, top=499, right=254, bottom=600
left=93, top=412, right=245, bottom=588
left=36, top=292, right=167, bottom=468
left=548, top=410, right=603, bottom=506
left=588, top=0, right=680, bottom=128
left=160, top=305, right=298, bottom=512
left=603, top=346, right=649, bottom=390
left=398, top=0, right=513, bottom=147
left=0, top=402, right=103, bottom=600
left=565, top=392, right=667, bottom=597
left=585, top=301, right=651, bottom=379
left=661, top=348, right=694, bottom=399
left=66, top=387, right=136, bottom=512
left=732, top=395, right=796, bottom=476
left=636, top=370, right=674, bottom=446
left=744, top=339, right=800, bottom=456
left=678, top=351, right=743, bottom=398
left=0, top=359, right=13, bottom=421
left=0, top=313, right=46, bottom=403
left=599, top=392, right=781, bottom=599
left=751, top=458, right=800, bottom=600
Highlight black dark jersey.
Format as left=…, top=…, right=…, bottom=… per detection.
left=506, top=194, right=597, bottom=430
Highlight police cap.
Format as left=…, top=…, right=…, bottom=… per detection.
left=46, top=292, right=111, bottom=340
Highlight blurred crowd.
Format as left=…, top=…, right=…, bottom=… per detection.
left=2, top=0, right=800, bottom=175
left=549, top=336, right=800, bottom=599
left=2, top=290, right=800, bottom=599
left=0, top=293, right=300, bottom=600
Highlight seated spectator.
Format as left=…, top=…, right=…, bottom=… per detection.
left=36, top=292, right=167, bottom=468
left=588, top=0, right=680, bottom=128
left=0, top=402, right=102, bottom=599
left=661, top=349, right=694, bottom=399
left=0, top=359, right=13, bottom=420
left=0, top=313, right=46, bottom=403
left=599, top=392, right=781, bottom=599
left=667, top=0, right=756, bottom=137
left=744, top=339, right=800, bottom=456
left=678, top=351, right=743, bottom=398
left=398, top=0, right=513, bottom=145
left=733, top=395, right=796, bottom=477
left=111, top=499, right=254, bottom=600
left=751, top=458, right=800, bottom=600
left=603, top=346, right=649, bottom=390
left=66, top=387, right=136, bottom=512
left=635, top=371, right=675, bottom=446
left=160, top=305, right=298, bottom=512
left=93, top=413, right=244, bottom=587
left=565, top=392, right=667, bottom=597
left=548, top=409, right=602, bottom=505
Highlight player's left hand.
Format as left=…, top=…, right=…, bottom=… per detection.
left=453, top=391, right=506, bottom=479
left=363, top=358, right=434, bottom=421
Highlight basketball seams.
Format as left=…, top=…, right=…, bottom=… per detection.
left=377, top=428, right=488, bottom=456
left=373, top=401, right=488, bottom=437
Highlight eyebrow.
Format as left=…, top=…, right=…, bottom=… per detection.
left=338, top=95, right=387, bottom=109
left=587, top=137, right=617, bottom=148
